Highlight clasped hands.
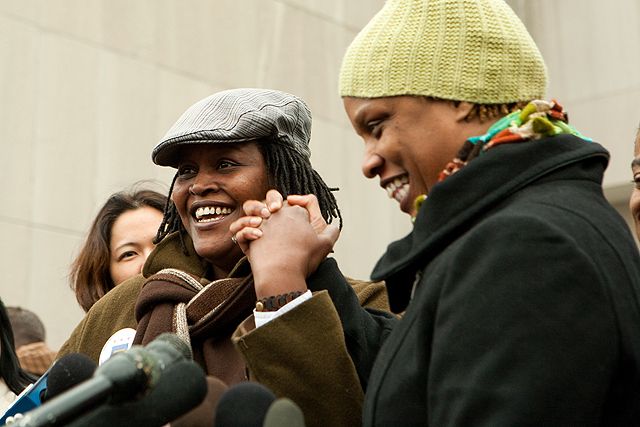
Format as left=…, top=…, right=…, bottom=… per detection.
left=229, top=190, right=340, bottom=299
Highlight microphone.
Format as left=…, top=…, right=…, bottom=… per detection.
left=0, top=369, right=49, bottom=425
left=40, top=353, right=97, bottom=403
left=172, top=376, right=228, bottom=427
left=214, top=382, right=276, bottom=427
left=262, top=398, right=306, bottom=427
left=13, top=333, right=191, bottom=427
left=66, top=359, right=207, bottom=427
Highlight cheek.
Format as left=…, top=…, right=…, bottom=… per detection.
left=171, top=186, right=190, bottom=224
left=241, top=174, right=270, bottom=201
left=631, top=190, right=640, bottom=217
left=110, top=260, right=144, bottom=285
left=109, top=263, right=126, bottom=285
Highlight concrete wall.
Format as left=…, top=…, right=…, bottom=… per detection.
left=507, top=0, right=640, bottom=199
left=1, top=1, right=638, bottom=349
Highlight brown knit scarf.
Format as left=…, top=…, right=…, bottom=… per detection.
left=133, top=267, right=256, bottom=385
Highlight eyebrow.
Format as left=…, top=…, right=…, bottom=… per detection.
left=113, top=242, right=139, bottom=252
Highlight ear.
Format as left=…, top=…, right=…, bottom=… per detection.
left=453, top=101, right=475, bottom=122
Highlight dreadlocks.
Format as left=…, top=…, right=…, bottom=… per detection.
left=460, top=101, right=530, bottom=123
left=153, top=140, right=342, bottom=247
left=257, top=140, right=342, bottom=228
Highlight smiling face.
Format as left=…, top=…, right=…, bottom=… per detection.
left=171, top=142, right=270, bottom=277
left=343, top=96, right=492, bottom=216
left=109, top=206, right=164, bottom=286
left=630, top=132, right=640, bottom=239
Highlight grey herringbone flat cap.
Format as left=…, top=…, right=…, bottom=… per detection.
left=153, top=88, right=312, bottom=167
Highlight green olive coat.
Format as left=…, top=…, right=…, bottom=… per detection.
left=58, top=232, right=389, bottom=427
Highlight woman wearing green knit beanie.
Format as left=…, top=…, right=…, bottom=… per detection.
left=232, top=0, right=640, bottom=425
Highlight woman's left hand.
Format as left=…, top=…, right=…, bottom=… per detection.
left=230, top=190, right=331, bottom=251
left=229, top=191, right=340, bottom=297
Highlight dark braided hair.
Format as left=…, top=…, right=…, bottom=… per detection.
left=154, top=140, right=342, bottom=248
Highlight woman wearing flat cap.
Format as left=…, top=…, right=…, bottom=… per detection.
left=58, top=88, right=389, bottom=426
left=232, top=0, right=640, bottom=425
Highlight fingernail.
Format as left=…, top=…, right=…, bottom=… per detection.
left=250, top=217, right=262, bottom=226
left=252, top=229, right=263, bottom=238
left=269, top=202, right=280, bottom=211
left=261, top=208, right=270, bottom=217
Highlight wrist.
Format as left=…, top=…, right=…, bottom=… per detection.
left=255, top=291, right=305, bottom=312
left=252, top=265, right=308, bottom=299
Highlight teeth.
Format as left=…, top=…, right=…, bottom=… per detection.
left=195, top=206, right=232, bottom=220
left=385, top=176, right=409, bottom=203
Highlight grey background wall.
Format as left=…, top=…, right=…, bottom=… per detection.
left=1, top=0, right=638, bottom=349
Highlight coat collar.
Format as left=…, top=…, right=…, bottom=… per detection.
left=142, top=231, right=251, bottom=281
left=371, top=134, right=609, bottom=312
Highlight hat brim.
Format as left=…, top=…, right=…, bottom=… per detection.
left=152, top=135, right=262, bottom=167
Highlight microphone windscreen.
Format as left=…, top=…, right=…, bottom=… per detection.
left=42, top=353, right=97, bottom=402
left=152, top=332, right=192, bottom=360
left=67, top=360, right=207, bottom=427
left=214, top=382, right=276, bottom=427
left=172, top=376, right=228, bottom=427
left=263, top=398, right=306, bottom=427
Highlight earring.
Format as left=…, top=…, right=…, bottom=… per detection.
left=411, top=194, right=427, bottom=223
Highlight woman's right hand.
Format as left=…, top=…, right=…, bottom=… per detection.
left=230, top=190, right=334, bottom=249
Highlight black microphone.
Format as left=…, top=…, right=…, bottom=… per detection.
left=172, top=376, right=228, bottom=427
left=13, top=333, right=191, bottom=427
left=66, top=359, right=207, bottom=427
left=263, top=398, right=306, bottom=427
left=214, top=382, right=276, bottom=427
left=40, top=353, right=97, bottom=403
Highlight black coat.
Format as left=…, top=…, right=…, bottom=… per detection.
left=311, top=135, right=640, bottom=426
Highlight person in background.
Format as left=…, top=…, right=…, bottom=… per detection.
left=231, top=0, right=640, bottom=425
left=69, top=186, right=167, bottom=312
left=0, top=299, right=37, bottom=413
left=6, top=307, right=57, bottom=377
left=629, top=126, right=640, bottom=239
left=58, top=88, right=389, bottom=427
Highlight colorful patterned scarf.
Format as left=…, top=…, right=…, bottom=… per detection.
left=414, top=100, right=590, bottom=214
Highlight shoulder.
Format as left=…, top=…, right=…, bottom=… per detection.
left=345, top=277, right=390, bottom=312
left=57, top=274, right=144, bottom=362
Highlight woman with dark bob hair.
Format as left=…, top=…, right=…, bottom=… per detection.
left=69, top=186, right=167, bottom=312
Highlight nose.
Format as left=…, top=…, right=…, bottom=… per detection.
left=362, top=146, right=384, bottom=179
left=139, top=247, right=155, bottom=273
left=189, top=170, right=220, bottom=195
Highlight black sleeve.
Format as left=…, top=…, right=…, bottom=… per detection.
left=307, top=258, right=398, bottom=388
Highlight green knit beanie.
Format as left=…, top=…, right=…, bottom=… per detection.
left=339, top=0, right=547, bottom=104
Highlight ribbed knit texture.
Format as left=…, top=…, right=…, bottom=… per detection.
left=339, top=0, right=547, bottom=104
left=153, top=88, right=312, bottom=167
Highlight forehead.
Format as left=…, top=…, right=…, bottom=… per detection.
left=173, top=141, right=263, bottom=163
left=344, top=95, right=437, bottom=117
left=111, top=207, right=163, bottom=242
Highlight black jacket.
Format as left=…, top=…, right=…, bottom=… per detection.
left=312, top=135, right=640, bottom=426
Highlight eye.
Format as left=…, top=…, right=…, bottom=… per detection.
left=366, top=119, right=384, bottom=137
left=633, top=174, right=640, bottom=189
left=118, top=250, right=137, bottom=261
left=217, top=159, right=238, bottom=170
left=177, top=164, right=197, bottom=178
